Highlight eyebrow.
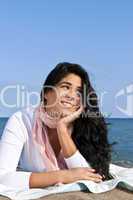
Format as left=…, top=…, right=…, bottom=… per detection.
left=58, top=81, right=82, bottom=90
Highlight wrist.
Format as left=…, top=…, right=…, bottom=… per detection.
left=58, top=169, right=69, bottom=184
left=57, top=123, right=67, bottom=134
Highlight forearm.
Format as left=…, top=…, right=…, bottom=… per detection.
left=57, top=126, right=77, bottom=158
left=29, top=170, right=67, bottom=188
left=56, top=125, right=91, bottom=169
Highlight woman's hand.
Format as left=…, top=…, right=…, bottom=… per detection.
left=57, top=105, right=84, bottom=135
left=61, top=167, right=103, bottom=184
left=56, top=105, right=84, bottom=159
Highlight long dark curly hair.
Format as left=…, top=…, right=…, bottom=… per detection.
left=40, top=62, right=112, bottom=180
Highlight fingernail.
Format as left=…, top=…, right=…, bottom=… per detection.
left=99, top=175, right=102, bottom=179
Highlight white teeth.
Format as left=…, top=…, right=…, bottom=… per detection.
left=61, top=102, right=72, bottom=107
left=64, top=103, right=70, bottom=106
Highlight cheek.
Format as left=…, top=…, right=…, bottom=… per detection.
left=58, top=89, right=68, bottom=97
left=47, top=92, right=58, bottom=105
left=74, top=95, right=82, bottom=106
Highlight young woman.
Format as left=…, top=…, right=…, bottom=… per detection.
left=0, top=62, right=111, bottom=190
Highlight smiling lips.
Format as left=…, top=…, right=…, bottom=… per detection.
left=60, top=100, right=72, bottom=107
left=60, top=100, right=78, bottom=108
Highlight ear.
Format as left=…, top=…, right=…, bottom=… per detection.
left=44, top=94, right=47, bottom=104
left=44, top=93, right=47, bottom=100
left=41, top=92, right=47, bottom=106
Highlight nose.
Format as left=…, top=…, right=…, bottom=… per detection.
left=65, top=93, right=75, bottom=101
left=65, top=89, right=79, bottom=103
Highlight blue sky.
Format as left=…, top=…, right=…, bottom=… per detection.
left=0, top=0, right=133, bottom=117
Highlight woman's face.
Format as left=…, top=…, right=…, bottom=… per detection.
left=44, top=73, right=83, bottom=118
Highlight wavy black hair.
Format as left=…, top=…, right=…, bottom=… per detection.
left=40, top=62, right=112, bottom=180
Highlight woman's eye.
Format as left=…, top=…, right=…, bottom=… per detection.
left=61, top=85, right=69, bottom=90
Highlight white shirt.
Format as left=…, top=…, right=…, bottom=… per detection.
left=0, top=106, right=90, bottom=190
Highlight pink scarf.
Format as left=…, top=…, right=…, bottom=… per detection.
left=32, top=104, right=68, bottom=172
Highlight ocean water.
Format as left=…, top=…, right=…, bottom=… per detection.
left=0, top=117, right=133, bottom=167
left=107, top=118, right=133, bottom=167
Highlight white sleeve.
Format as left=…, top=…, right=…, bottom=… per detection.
left=64, top=150, right=91, bottom=168
left=0, top=112, right=32, bottom=190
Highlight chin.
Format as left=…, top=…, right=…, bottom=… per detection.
left=60, top=107, right=77, bottom=116
left=56, top=103, right=79, bottom=117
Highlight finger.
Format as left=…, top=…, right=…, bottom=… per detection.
left=89, top=177, right=103, bottom=183
left=63, top=105, right=84, bottom=123
left=83, top=167, right=95, bottom=172
left=69, top=104, right=84, bottom=118
left=87, top=172, right=102, bottom=179
left=85, top=174, right=103, bottom=182
left=87, top=168, right=96, bottom=172
left=83, top=175, right=102, bottom=183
